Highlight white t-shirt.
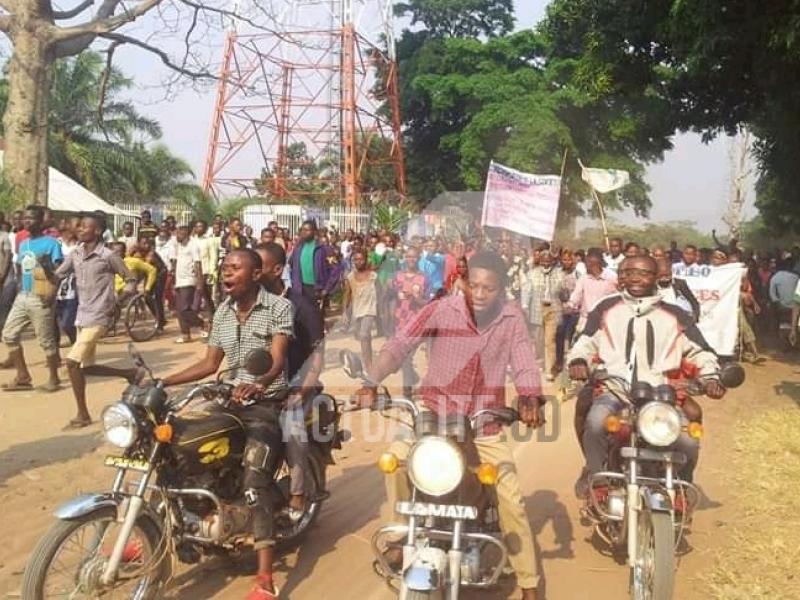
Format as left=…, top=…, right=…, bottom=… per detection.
left=340, top=239, right=353, bottom=260
left=604, top=253, right=624, bottom=272
left=175, top=239, right=201, bottom=288
left=156, top=236, right=177, bottom=267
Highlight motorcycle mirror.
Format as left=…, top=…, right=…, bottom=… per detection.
left=127, top=342, right=154, bottom=381
left=719, top=362, right=745, bottom=389
left=244, top=348, right=273, bottom=377
left=340, top=350, right=364, bottom=379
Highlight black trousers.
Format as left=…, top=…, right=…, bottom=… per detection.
left=174, top=287, right=204, bottom=335
left=233, top=402, right=284, bottom=549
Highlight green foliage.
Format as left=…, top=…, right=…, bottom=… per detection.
left=739, top=216, right=799, bottom=253
left=395, top=0, right=514, bottom=38
left=396, top=1, right=668, bottom=221
left=253, top=136, right=400, bottom=205
left=372, top=199, right=415, bottom=233
left=0, top=52, right=201, bottom=208
left=541, top=0, right=800, bottom=232
left=564, top=220, right=714, bottom=251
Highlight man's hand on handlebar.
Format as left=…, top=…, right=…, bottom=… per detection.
left=355, top=386, right=378, bottom=408
left=519, top=395, right=546, bottom=429
left=232, top=382, right=265, bottom=404
left=704, top=379, right=726, bottom=399
left=568, top=360, right=589, bottom=381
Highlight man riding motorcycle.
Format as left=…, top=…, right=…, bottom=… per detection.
left=163, top=248, right=293, bottom=600
left=360, top=250, right=546, bottom=600
left=568, top=255, right=725, bottom=498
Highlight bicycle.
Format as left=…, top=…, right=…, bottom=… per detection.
left=108, top=290, right=159, bottom=342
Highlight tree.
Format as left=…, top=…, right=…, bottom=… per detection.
left=0, top=0, right=271, bottom=204
left=565, top=220, right=714, bottom=251
left=541, top=0, right=800, bottom=232
left=395, top=4, right=671, bottom=219
left=0, top=51, right=201, bottom=206
left=394, top=0, right=514, bottom=38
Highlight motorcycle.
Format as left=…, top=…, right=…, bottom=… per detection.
left=578, top=362, right=745, bottom=600
left=341, top=349, right=521, bottom=600
left=23, top=344, right=347, bottom=599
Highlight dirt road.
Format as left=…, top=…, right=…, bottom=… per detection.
left=0, top=331, right=793, bottom=599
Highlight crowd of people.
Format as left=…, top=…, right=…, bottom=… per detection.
left=1, top=205, right=798, bottom=402
left=2, top=203, right=799, bottom=599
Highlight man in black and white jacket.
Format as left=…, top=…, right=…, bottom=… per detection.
left=568, top=255, right=726, bottom=497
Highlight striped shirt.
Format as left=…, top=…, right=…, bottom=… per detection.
left=208, top=288, right=294, bottom=396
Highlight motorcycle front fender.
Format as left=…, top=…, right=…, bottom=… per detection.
left=640, top=487, right=672, bottom=513
left=54, top=493, right=163, bottom=530
left=54, top=493, right=120, bottom=520
left=404, top=564, right=442, bottom=592
left=404, top=546, right=448, bottom=592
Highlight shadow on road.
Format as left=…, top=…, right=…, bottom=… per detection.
left=0, top=431, right=102, bottom=486
left=166, top=461, right=381, bottom=598
left=774, top=380, right=800, bottom=407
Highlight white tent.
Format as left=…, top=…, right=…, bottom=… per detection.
left=0, top=150, right=130, bottom=216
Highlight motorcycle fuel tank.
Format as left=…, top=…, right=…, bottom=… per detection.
left=170, top=407, right=246, bottom=474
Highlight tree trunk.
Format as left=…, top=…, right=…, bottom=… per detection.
left=2, top=26, right=53, bottom=206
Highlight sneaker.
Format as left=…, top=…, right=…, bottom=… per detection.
left=175, top=337, right=190, bottom=344
left=545, top=373, right=555, bottom=382
left=200, top=331, right=209, bottom=340
left=574, top=467, right=589, bottom=500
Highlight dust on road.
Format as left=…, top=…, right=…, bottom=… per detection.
left=0, top=332, right=793, bottom=599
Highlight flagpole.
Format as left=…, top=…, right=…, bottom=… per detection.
left=591, top=187, right=610, bottom=251
left=578, top=158, right=612, bottom=251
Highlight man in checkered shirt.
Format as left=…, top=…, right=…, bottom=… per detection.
left=164, top=248, right=292, bottom=600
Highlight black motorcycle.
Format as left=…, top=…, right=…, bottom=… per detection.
left=22, top=344, right=347, bottom=599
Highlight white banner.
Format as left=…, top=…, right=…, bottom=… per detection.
left=581, top=166, right=630, bottom=194
left=481, top=161, right=561, bottom=240
left=673, top=262, right=745, bottom=355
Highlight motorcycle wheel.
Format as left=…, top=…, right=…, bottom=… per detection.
left=22, top=510, right=167, bottom=600
left=631, top=509, right=675, bottom=600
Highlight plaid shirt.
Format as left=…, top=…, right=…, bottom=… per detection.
left=522, top=267, right=566, bottom=326
left=208, top=288, right=294, bottom=396
left=383, top=295, right=542, bottom=419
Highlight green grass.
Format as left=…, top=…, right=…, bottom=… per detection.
left=702, top=408, right=800, bottom=599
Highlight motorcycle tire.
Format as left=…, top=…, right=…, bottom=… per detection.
left=22, top=509, right=168, bottom=600
left=632, top=509, right=675, bottom=600
left=275, top=455, right=326, bottom=551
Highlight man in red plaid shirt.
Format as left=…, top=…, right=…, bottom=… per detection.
left=362, top=251, right=546, bottom=600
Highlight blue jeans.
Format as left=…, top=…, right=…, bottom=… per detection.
left=583, top=393, right=700, bottom=482
left=556, top=312, right=579, bottom=368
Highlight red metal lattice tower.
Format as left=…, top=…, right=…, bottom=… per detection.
left=201, top=0, right=406, bottom=207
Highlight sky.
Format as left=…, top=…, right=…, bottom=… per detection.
left=109, top=0, right=753, bottom=232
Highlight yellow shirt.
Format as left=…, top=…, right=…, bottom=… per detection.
left=115, top=257, right=156, bottom=293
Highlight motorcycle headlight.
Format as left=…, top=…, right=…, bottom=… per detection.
left=407, top=436, right=465, bottom=497
left=102, top=403, right=139, bottom=449
left=637, top=402, right=682, bottom=447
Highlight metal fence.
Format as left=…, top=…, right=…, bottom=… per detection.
left=111, top=201, right=373, bottom=237
left=111, top=201, right=194, bottom=237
